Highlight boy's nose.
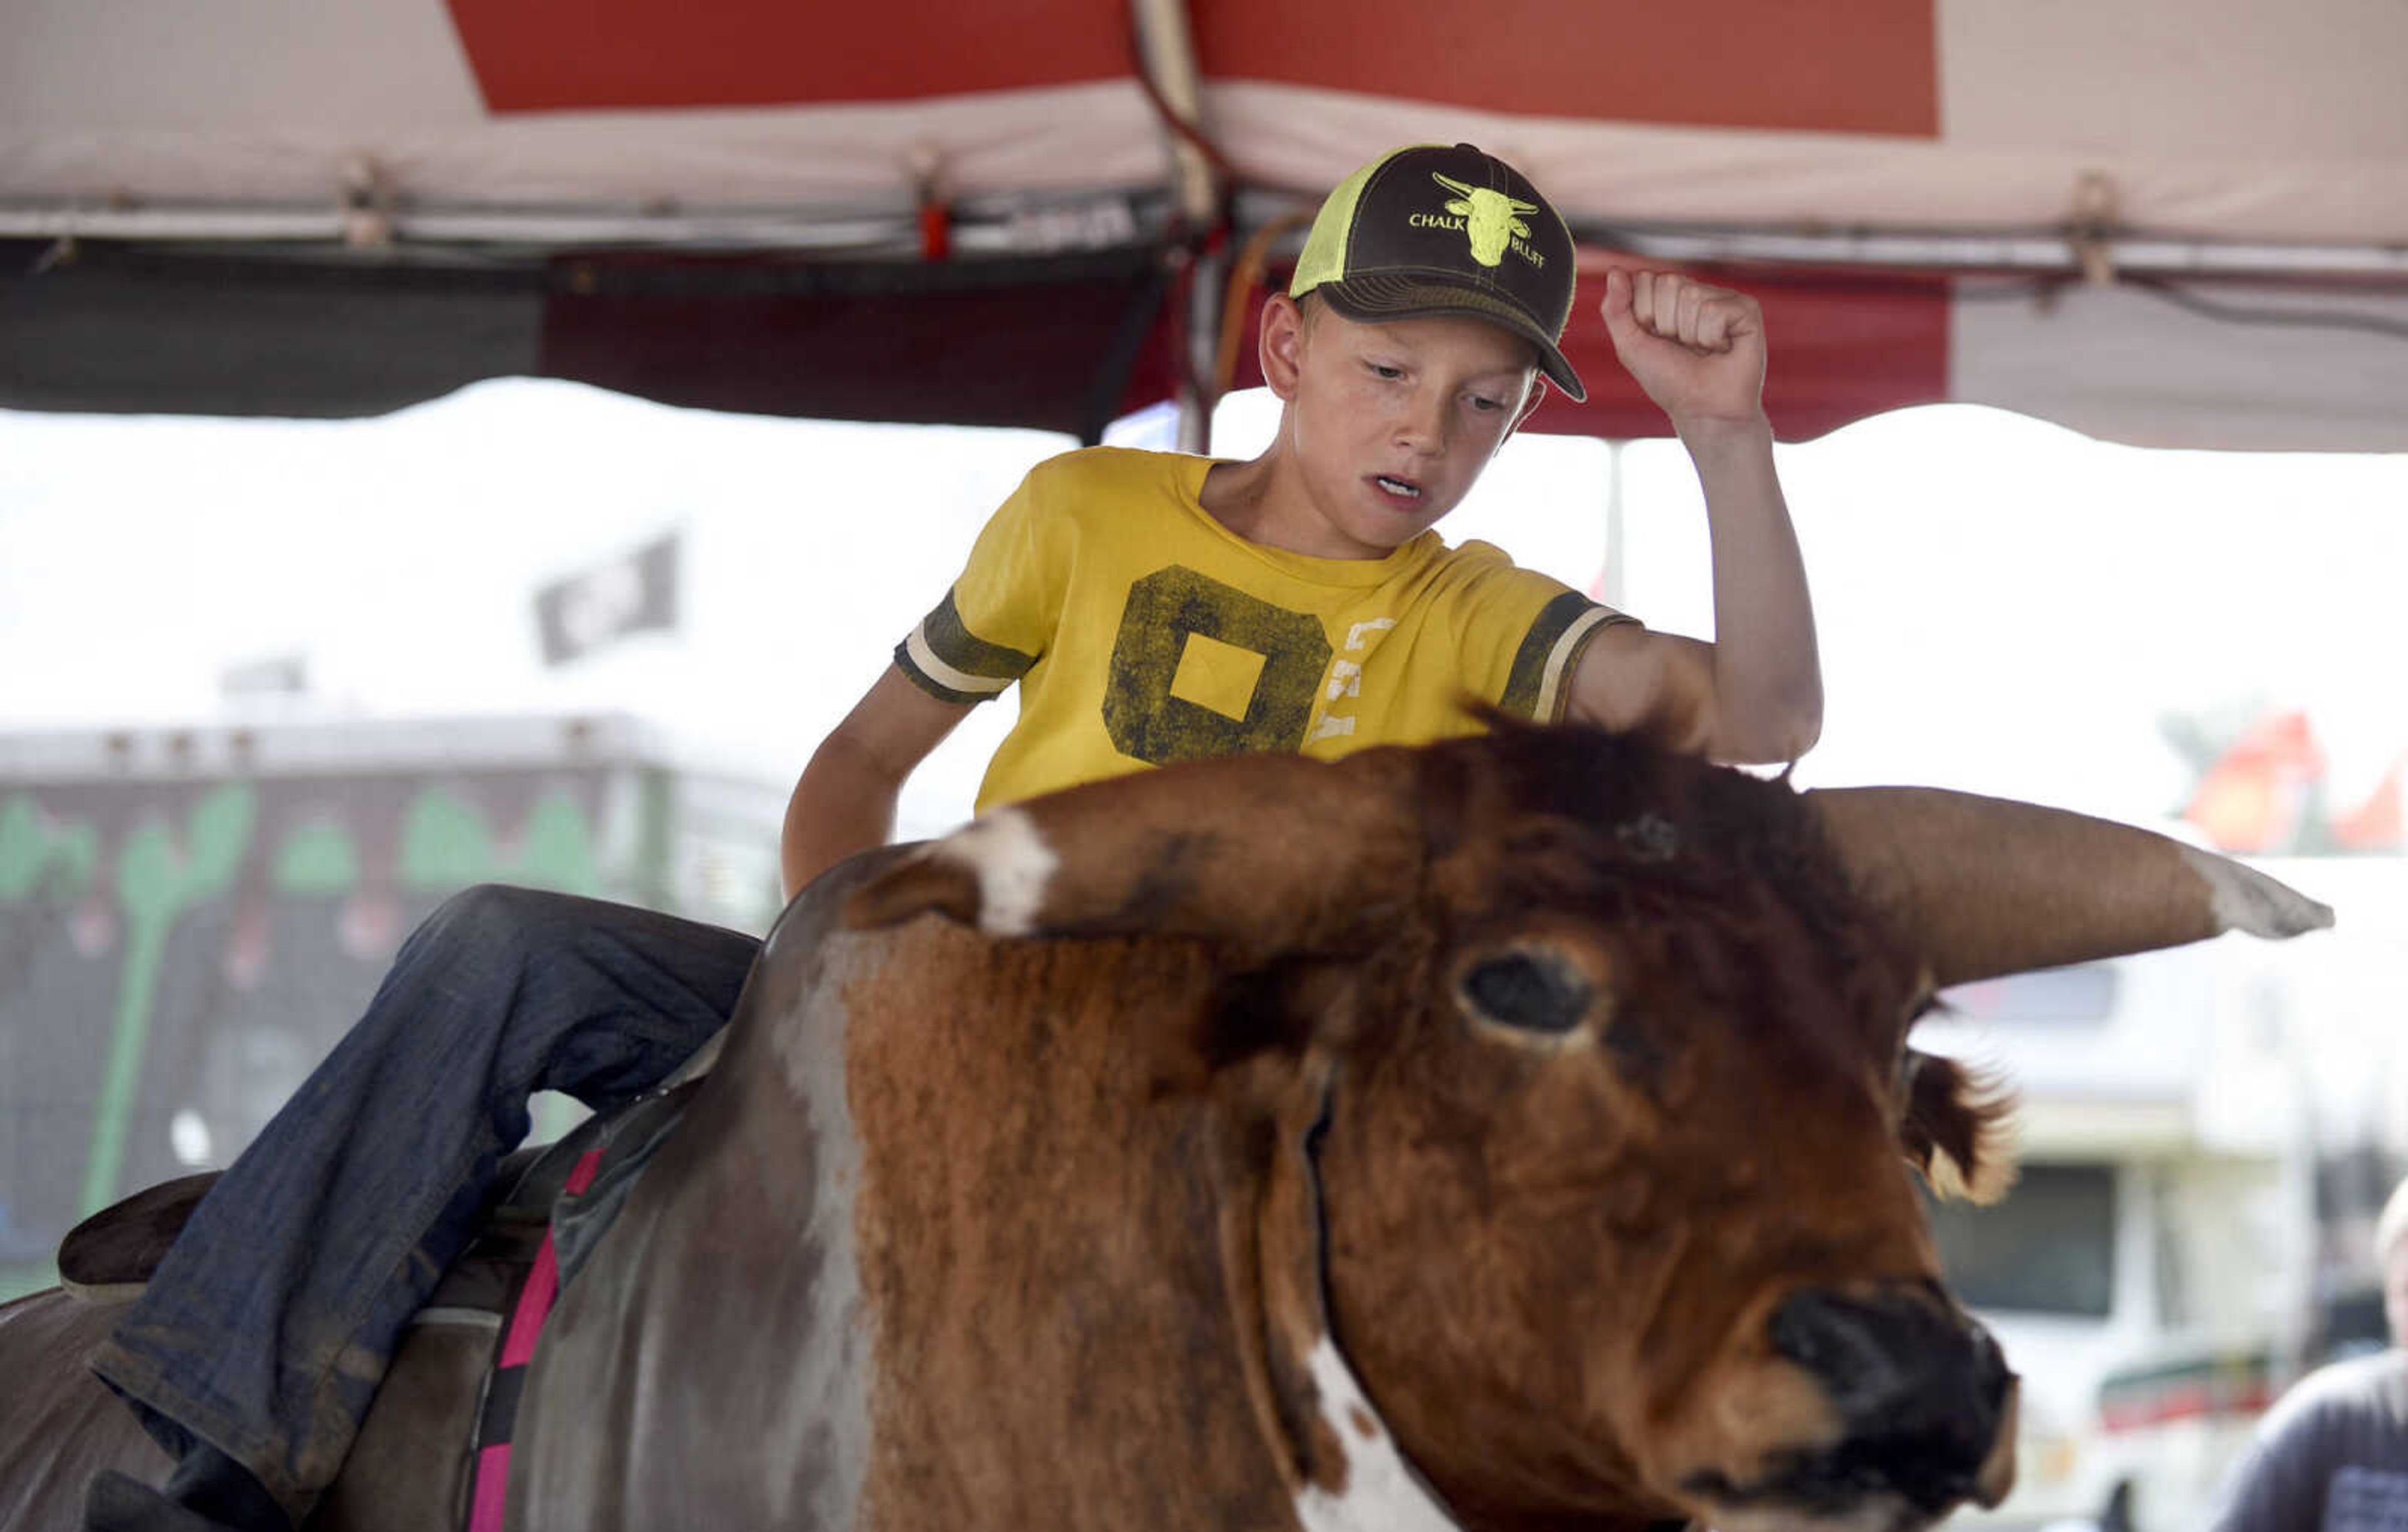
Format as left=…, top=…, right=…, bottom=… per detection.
left=1392, top=393, right=1447, bottom=454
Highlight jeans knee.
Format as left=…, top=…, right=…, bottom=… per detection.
left=432, top=880, right=568, bottom=935
left=402, top=883, right=578, bottom=969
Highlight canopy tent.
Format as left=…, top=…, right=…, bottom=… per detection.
left=4, top=0, right=2405, bottom=449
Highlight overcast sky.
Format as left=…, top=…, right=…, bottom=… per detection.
left=1, top=381, right=2403, bottom=841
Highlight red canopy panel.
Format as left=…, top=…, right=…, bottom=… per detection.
left=447, top=0, right=1937, bottom=137
left=1191, top=0, right=1936, bottom=137
left=446, top=0, right=1134, bottom=110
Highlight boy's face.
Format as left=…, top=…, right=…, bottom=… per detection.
left=1264, top=295, right=1541, bottom=559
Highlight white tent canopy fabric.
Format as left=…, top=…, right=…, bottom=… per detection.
left=8, top=0, right=2405, bottom=240
left=4, top=0, right=2405, bottom=450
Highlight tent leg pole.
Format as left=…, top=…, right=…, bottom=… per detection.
left=1128, top=0, right=1217, bottom=227
left=1130, top=0, right=1222, bottom=455
left=1180, top=248, right=1223, bottom=454
left=1600, top=438, right=1627, bottom=609
left=1176, top=393, right=1212, bottom=455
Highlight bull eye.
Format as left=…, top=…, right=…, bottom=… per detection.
left=1458, top=951, right=1592, bottom=1036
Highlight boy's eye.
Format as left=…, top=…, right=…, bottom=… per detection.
left=1366, top=362, right=1405, bottom=380
left=1467, top=394, right=1505, bottom=413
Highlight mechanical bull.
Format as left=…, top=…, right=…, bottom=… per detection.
left=0, top=724, right=2330, bottom=1532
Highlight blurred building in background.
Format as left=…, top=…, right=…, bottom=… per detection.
left=0, top=713, right=786, bottom=1302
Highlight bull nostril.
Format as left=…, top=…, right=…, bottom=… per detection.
left=1769, top=1290, right=1921, bottom=1412
left=1759, top=1287, right=2013, bottom=1517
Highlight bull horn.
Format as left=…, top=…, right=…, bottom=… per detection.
left=1807, top=786, right=2333, bottom=988
left=843, top=749, right=1423, bottom=963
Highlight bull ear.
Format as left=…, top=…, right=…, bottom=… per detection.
left=843, top=749, right=1425, bottom=966
left=1900, top=1049, right=2017, bottom=1205
left=1806, top=786, right=2331, bottom=989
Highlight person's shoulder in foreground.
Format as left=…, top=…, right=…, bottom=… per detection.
left=2209, top=1178, right=2408, bottom=1532
left=2209, top=1351, right=2408, bottom=1532
left=2283, top=1348, right=2408, bottom=1422
left=783, top=141, right=1824, bottom=895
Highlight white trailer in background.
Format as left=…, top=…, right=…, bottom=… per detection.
left=1929, top=853, right=2408, bottom=1532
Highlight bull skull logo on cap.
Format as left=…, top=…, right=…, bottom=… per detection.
left=1432, top=173, right=1538, bottom=268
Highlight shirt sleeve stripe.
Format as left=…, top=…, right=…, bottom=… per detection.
left=923, top=589, right=1038, bottom=682
left=892, top=589, right=1039, bottom=706
left=895, top=625, right=1014, bottom=705
left=1500, top=593, right=1634, bottom=722
left=1533, top=606, right=1625, bottom=723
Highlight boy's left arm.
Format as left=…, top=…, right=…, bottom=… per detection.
left=1564, top=269, right=1822, bottom=766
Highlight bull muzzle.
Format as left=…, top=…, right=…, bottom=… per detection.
left=1686, top=1284, right=2017, bottom=1529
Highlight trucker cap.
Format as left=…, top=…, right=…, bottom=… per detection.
left=1289, top=143, right=1586, bottom=402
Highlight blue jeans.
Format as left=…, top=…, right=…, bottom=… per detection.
left=89, top=885, right=761, bottom=1519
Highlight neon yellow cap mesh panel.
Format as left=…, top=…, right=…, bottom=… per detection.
left=1289, top=148, right=1453, bottom=298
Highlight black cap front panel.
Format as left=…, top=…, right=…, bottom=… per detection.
left=1337, top=144, right=1578, bottom=342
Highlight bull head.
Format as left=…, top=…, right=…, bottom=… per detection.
left=848, top=734, right=2323, bottom=1004
left=845, top=726, right=2328, bottom=1532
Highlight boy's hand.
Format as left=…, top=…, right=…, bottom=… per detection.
left=1600, top=268, right=1768, bottom=433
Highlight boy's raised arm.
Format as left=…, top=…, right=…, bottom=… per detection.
left=1566, top=268, right=1823, bottom=765
left=782, top=665, right=975, bottom=897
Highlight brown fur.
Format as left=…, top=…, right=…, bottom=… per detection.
left=842, top=929, right=1312, bottom=1529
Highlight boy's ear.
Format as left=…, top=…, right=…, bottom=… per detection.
left=1491, top=372, right=1548, bottom=458
left=1260, top=293, right=1306, bottom=401
left=1512, top=372, right=1548, bottom=430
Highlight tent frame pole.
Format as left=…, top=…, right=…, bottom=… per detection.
left=1128, top=0, right=1222, bottom=454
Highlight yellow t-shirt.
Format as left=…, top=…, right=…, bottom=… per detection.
left=895, top=446, right=1634, bottom=811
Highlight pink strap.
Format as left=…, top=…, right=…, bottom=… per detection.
left=467, top=1445, right=512, bottom=1532
left=467, top=1145, right=605, bottom=1532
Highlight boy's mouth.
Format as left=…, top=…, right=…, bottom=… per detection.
left=1371, top=473, right=1424, bottom=505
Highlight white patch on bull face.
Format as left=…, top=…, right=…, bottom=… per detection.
left=939, top=806, right=1060, bottom=937
left=1292, top=1335, right=1462, bottom=1532
left=2179, top=843, right=2335, bottom=938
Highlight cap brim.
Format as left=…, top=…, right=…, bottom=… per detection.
left=1318, top=274, right=1587, bottom=403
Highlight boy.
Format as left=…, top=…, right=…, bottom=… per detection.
left=86, top=143, right=1819, bottom=1532
left=782, top=141, right=1817, bottom=889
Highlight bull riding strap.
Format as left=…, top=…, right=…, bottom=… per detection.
left=465, top=1143, right=605, bottom=1532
